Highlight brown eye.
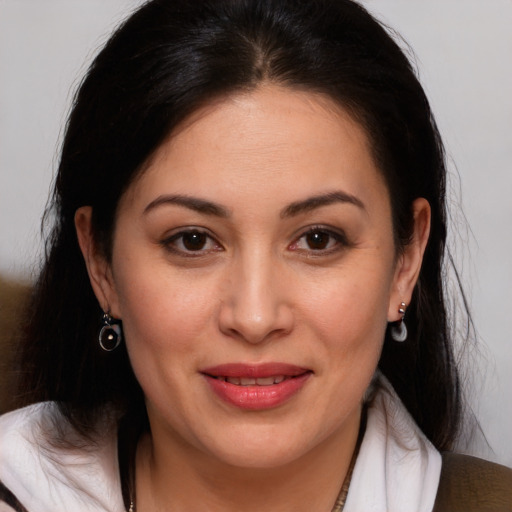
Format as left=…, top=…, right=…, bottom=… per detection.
left=289, top=227, right=348, bottom=254
left=182, top=231, right=208, bottom=251
left=305, top=231, right=331, bottom=250
left=162, top=229, right=222, bottom=256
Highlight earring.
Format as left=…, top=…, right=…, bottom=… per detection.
left=390, top=302, right=407, bottom=342
left=99, top=312, right=122, bottom=351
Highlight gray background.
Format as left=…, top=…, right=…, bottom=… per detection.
left=1, top=1, right=511, bottom=465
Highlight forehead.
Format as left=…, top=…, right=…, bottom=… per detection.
left=163, top=85, right=371, bottom=163
left=121, top=85, right=388, bottom=214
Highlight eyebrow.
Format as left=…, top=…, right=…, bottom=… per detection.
left=143, top=194, right=230, bottom=217
left=143, top=190, right=365, bottom=219
left=280, top=191, right=366, bottom=218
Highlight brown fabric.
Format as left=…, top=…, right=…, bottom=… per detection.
left=433, top=452, right=512, bottom=512
left=0, top=276, right=31, bottom=414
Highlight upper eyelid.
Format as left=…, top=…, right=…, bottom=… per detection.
left=163, top=226, right=216, bottom=240
left=294, top=225, right=348, bottom=241
left=288, top=226, right=349, bottom=251
left=161, top=228, right=222, bottom=251
left=159, top=225, right=348, bottom=250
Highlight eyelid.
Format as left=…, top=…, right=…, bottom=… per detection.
left=159, top=225, right=349, bottom=258
left=160, top=227, right=223, bottom=256
left=289, top=225, right=350, bottom=253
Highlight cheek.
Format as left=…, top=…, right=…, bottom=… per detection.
left=113, top=267, right=221, bottom=410
left=299, top=261, right=393, bottom=354
left=113, top=260, right=218, bottom=356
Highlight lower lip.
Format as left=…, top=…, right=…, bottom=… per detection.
left=203, top=373, right=311, bottom=410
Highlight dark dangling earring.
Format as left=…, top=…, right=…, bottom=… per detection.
left=99, top=312, right=122, bottom=351
left=390, top=302, right=407, bottom=342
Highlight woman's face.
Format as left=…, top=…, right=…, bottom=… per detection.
left=80, top=85, right=428, bottom=469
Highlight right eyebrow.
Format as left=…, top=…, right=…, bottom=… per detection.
left=280, top=190, right=366, bottom=218
left=143, top=194, right=230, bottom=218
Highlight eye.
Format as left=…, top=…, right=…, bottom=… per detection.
left=162, top=229, right=222, bottom=255
left=289, top=227, right=348, bottom=253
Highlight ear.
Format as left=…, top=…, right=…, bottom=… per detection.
left=387, top=198, right=431, bottom=321
left=75, top=206, right=121, bottom=318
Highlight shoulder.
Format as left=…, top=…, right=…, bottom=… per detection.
left=433, top=452, right=512, bottom=512
left=0, top=402, right=63, bottom=465
left=0, top=404, right=50, bottom=512
left=0, top=402, right=51, bottom=469
left=0, top=403, right=123, bottom=512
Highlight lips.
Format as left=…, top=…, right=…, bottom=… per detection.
left=201, top=363, right=312, bottom=410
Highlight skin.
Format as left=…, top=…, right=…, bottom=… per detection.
left=76, top=85, right=430, bottom=511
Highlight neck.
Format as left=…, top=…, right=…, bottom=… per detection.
left=133, top=409, right=363, bottom=512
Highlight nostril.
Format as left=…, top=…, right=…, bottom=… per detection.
left=218, top=304, right=294, bottom=345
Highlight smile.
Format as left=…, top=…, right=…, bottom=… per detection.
left=212, top=375, right=288, bottom=386
left=201, top=363, right=312, bottom=410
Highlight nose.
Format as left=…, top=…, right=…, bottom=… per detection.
left=218, top=251, right=294, bottom=345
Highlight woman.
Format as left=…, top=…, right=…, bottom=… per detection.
left=0, top=0, right=510, bottom=511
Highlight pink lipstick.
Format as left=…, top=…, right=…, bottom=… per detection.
left=201, top=363, right=312, bottom=410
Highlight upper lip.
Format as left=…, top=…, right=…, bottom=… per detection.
left=201, top=363, right=310, bottom=378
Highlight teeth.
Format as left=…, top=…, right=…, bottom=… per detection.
left=256, top=377, right=275, bottom=386
left=219, top=376, right=289, bottom=386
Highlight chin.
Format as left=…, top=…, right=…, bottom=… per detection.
left=214, top=443, right=306, bottom=470
left=199, top=422, right=322, bottom=470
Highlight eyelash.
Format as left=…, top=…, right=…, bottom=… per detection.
left=160, top=226, right=349, bottom=257
left=289, top=226, right=349, bottom=255
left=160, top=229, right=222, bottom=257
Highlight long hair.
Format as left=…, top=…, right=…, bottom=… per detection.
left=17, top=0, right=461, bottom=450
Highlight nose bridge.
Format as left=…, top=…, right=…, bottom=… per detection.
left=219, top=245, right=292, bottom=344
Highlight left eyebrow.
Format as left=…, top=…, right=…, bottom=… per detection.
left=280, top=191, right=366, bottom=218
left=143, top=194, right=230, bottom=217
